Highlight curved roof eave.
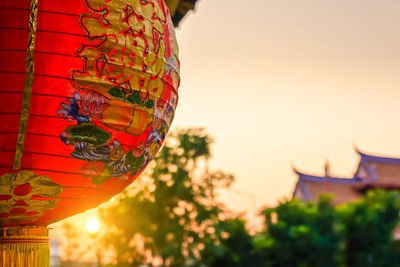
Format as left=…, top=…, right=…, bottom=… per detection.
left=294, top=168, right=360, bottom=184
left=356, top=148, right=400, bottom=165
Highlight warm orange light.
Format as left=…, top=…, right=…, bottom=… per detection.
left=86, top=219, right=100, bottom=233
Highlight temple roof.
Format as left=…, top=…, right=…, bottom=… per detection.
left=292, top=148, right=400, bottom=205
left=292, top=169, right=363, bottom=205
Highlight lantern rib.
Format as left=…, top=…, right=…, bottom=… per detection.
left=0, top=48, right=81, bottom=59
left=28, top=114, right=67, bottom=119
left=0, top=27, right=86, bottom=38
left=60, top=185, right=117, bottom=190
left=2, top=132, right=144, bottom=152
left=0, top=71, right=71, bottom=82
left=0, top=114, right=61, bottom=119
left=0, top=8, right=81, bottom=18
left=11, top=150, right=74, bottom=159
left=0, top=112, right=24, bottom=115
left=0, top=92, right=71, bottom=99
left=36, top=29, right=85, bottom=37
left=23, top=132, right=64, bottom=138
left=1, top=166, right=82, bottom=176
left=0, top=71, right=27, bottom=75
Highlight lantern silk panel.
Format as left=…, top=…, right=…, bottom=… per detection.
left=0, top=0, right=179, bottom=226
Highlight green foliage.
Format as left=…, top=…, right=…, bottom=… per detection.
left=201, top=218, right=262, bottom=267
left=99, top=128, right=234, bottom=266
left=259, top=190, right=400, bottom=267
left=261, top=194, right=342, bottom=267
left=340, top=190, right=400, bottom=267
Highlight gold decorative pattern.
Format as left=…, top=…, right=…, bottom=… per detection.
left=13, top=0, right=39, bottom=170
left=71, top=0, right=179, bottom=102
left=0, top=171, right=65, bottom=225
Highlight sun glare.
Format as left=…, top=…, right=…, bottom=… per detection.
left=86, top=219, right=100, bottom=233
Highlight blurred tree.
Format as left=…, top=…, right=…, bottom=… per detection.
left=57, top=221, right=101, bottom=266
left=340, top=190, right=400, bottom=267
left=260, top=195, right=343, bottom=267
left=201, top=218, right=262, bottom=267
left=59, top=221, right=87, bottom=262
left=260, top=190, right=400, bottom=267
left=99, top=128, right=234, bottom=266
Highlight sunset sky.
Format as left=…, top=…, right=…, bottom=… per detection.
left=51, top=0, right=400, bottom=243
left=172, top=0, right=400, bottom=215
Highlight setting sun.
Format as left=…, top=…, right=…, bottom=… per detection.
left=86, top=219, right=100, bottom=233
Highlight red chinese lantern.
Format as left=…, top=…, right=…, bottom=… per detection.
left=0, top=0, right=179, bottom=265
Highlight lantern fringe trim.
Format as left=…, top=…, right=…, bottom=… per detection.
left=0, top=227, right=50, bottom=267
left=14, top=0, right=39, bottom=170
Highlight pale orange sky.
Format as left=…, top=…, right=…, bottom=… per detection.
left=172, top=0, right=400, bottom=214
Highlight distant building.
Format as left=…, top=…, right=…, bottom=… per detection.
left=292, top=149, right=400, bottom=205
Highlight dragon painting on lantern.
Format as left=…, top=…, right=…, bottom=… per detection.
left=58, top=0, right=179, bottom=185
